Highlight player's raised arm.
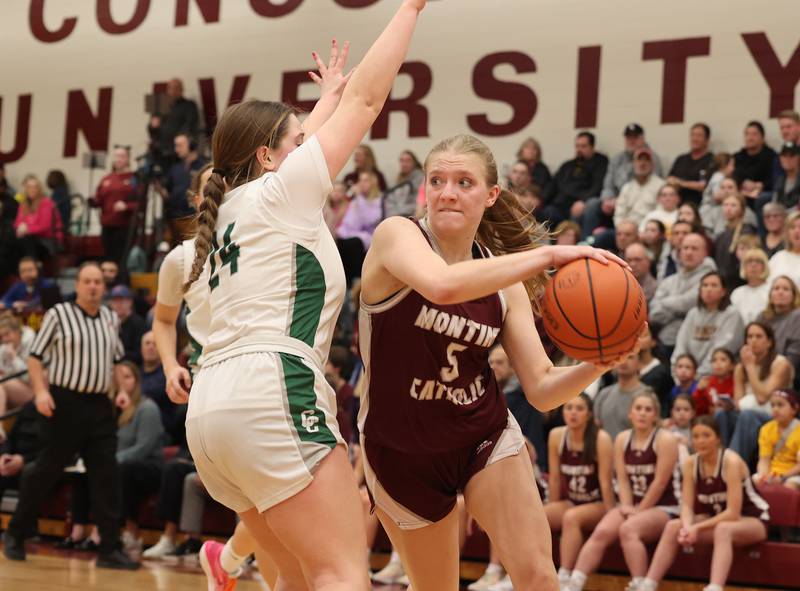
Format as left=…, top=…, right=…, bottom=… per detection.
left=317, top=0, right=426, bottom=180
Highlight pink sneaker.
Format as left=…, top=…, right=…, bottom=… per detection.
left=199, top=541, right=238, bottom=591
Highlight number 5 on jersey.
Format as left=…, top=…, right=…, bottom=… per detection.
left=209, top=222, right=240, bottom=290
left=440, top=342, right=467, bottom=382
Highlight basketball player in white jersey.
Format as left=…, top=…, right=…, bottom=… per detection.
left=152, top=40, right=356, bottom=590
left=182, top=2, right=427, bottom=589
left=154, top=164, right=280, bottom=589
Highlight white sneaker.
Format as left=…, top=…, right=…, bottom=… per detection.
left=488, top=574, right=514, bottom=591
left=468, top=568, right=507, bottom=590
left=120, top=530, right=142, bottom=554
left=142, top=535, right=176, bottom=559
left=371, top=558, right=406, bottom=584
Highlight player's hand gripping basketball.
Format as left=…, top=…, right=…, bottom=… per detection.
left=547, top=245, right=631, bottom=273
left=309, top=39, right=354, bottom=100
left=590, top=322, right=649, bottom=372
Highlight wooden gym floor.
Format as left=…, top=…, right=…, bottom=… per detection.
left=0, top=541, right=772, bottom=591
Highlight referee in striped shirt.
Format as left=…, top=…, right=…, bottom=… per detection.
left=3, top=262, right=139, bottom=570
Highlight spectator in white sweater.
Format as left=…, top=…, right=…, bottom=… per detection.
left=768, top=210, right=800, bottom=287
left=730, top=248, right=771, bottom=324
left=671, top=271, right=744, bottom=377
left=639, top=182, right=680, bottom=235
left=614, top=149, right=664, bottom=228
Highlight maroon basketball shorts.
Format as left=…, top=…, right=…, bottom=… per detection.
left=362, top=411, right=525, bottom=529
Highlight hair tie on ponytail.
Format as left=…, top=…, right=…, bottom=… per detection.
left=212, top=167, right=228, bottom=178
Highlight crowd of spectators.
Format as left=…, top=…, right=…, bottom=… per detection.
left=1, top=98, right=800, bottom=587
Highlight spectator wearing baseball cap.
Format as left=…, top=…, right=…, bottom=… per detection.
left=774, top=141, right=800, bottom=211
left=582, top=123, right=664, bottom=237
left=667, top=123, right=714, bottom=205
left=109, top=285, right=147, bottom=365
left=772, top=110, right=800, bottom=186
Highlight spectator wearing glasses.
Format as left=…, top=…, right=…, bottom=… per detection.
left=625, top=243, right=657, bottom=303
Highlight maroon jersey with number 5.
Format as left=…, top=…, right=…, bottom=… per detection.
left=358, top=219, right=509, bottom=454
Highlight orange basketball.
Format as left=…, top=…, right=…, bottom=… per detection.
left=541, top=258, right=647, bottom=364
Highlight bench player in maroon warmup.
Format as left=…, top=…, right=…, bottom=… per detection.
left=358, top=134, right=639, bottom=591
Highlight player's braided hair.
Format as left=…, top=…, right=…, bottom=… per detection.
left=424, top=134, right=552, bottom=314
left=183, top=100, right=295, bottom=292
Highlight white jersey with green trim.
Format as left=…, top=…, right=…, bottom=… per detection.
left=156, top=238, right=210, bottom=370
left=199, top=136, right=346, bottom=373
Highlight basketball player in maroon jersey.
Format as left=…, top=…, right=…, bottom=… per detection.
left=636, top=415, right=769, bottom=591
left=566, top=392, right=680, bottom=591
left=358, top=134, right=638, bottom=591
left=544, top=393, right=614, bottom=588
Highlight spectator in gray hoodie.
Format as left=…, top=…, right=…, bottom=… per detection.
left=649, top=233, right=717, bottom=353
left=671, top=271, right=744, bottom=377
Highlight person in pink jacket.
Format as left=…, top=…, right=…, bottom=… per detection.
left=14, top=174, right=63, bottom=261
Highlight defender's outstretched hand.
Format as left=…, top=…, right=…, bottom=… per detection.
left=309, top=39, right=353, bottom=99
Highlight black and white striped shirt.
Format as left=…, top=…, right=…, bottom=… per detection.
left=30, top=302, right=124, bottom=394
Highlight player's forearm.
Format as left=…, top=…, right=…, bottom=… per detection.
left=695, top=509, right=736, bottom=531
left=524, top=363, right=605, bottom=412
left=680, top=506, right=694, bottom=528
left=756, top=457, right=771, bottom=479
left=430, top=247, right=554, bottom=305
left=152, top=318, right=179, bottom=372
left=780, top=464, right=800, bottom=480
left=548, top=472, right=561, bottom=501
left=600, top=481, right=615, bottom=510
left=27, top=356, right=48, bottom=396
left=618, top=484, right=635, bottom=507
left=637, top=478, right=669, bottom=510
left=303, top=94, right=341, bottom=138
left=338, top=2, right=420, bottom=118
